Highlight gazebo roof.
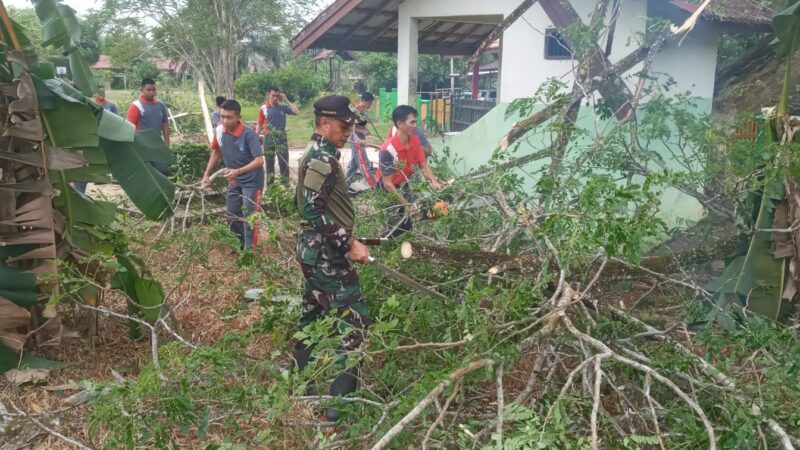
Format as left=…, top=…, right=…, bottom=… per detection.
left=292, top=0, right=775, bottom=57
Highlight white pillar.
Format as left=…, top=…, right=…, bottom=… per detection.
left=397, top=13, right=418, bottom=106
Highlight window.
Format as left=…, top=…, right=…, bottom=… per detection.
left=544, top=28, right=573, bottom=60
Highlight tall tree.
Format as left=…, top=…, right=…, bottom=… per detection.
left=104, top=0, right=317, bottom=96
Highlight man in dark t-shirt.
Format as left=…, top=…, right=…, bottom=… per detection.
left=256, top=87, right=299, bottom=186
left=202, top=100, right=264, bottom=250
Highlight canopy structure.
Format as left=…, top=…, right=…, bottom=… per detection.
left=292, top=0, right=774, bottom=58
left=292, top=0, right=500, bottom=57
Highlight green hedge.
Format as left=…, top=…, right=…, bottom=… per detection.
left=234, top=63, right=324, bottom=106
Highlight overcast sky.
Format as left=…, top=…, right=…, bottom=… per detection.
left=6, top=0, right=102, bottom=16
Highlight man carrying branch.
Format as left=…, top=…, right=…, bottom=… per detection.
left=378, top=105, right=445, bottom=238
left=202, top=100, right=264, bottom=250
left=293, top=95, right=371, bottom=422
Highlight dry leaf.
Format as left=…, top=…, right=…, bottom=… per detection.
left=4, top=368, right=49, bottom=385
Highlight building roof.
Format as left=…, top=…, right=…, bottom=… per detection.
left=91, top=54, right=115, bottom=70
left=152, top=58, right=187, bottom=73
left=91, top=55, right=188, bottom=73
left=292, top=0, right=501, bottom=56
left=667, top=0, right=774, bottom=27
left=292, top=0, right=775, bottom=57
left=312, top=49, right=358, bottom=61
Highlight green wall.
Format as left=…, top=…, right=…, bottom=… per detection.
left=432, top=100, right=714, bottom=228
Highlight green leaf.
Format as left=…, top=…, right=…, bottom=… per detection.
left=41, top=99, right=99, bottom=148
left=111, top=254, right=164, bottom=321
left=771, top=1, right=800, bottom=58
left=53, top=172, right=116, bottom=227
left=771, top=1, right=800, bottom=117
left=0, top=266, right=37, bottom=294
left=80, top=147, right=107, bottom=164
left=68, top=48, right=95, bottom=96
left=44, top=78, right=86, bottom=104
left=30, top=62, right=55, bottom=80
left=62, top=164, right=112, bottom=183
left=129, top=130, right=175, bottom=164
left=97, top=109, right=135, bottom=142
left=0, top=343, right=65, bottom=374
left=32, top=0, right=81, bottom=49
left=101, top=134, right=175, bottom=220
left=0, top=289, right=38, bottom=307
left=65, top=228, right=114, bottom=255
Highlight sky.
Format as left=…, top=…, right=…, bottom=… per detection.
left=5, top=0, right=102, bottom=16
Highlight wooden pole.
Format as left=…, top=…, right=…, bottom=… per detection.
left=471, top=62, right=479, bottom=100
left=0, top=0, right=21, bottom=50
left=197, top=79, right=214, bottom=144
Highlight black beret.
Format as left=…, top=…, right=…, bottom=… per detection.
left=313, top=95, right=367, bottom=126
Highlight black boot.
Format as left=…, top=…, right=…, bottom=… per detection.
left=292, top=341, right=314, bottom=371
left=292, top=342, right=319, bottom=395
left=325, top=368, right=359, bottom=422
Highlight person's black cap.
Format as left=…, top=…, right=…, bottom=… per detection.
left=314, top=95, right=367, bottom=126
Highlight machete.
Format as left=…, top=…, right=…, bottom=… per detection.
left=368, top=257, right=448, bottom=301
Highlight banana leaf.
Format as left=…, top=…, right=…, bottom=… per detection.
left=0, top=343, right=63, bottom=373
left=111, top=254, right=165, bottom=339
left=62, top=164, right=112, bottom=183
left=96, top=108, right=135, bottom=142
left=101, top=132, right=175, bottom=220
left=52, top=173, right=116, bottom=228
left=31, top=0, right=95, bottom=96
left=771, top=1, right=800, bottom=58
left=41, top=99, right=98, bottom=148
left=771, top=1, right=800, bottom=117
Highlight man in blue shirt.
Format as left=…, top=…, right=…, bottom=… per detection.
left=93, top=90, right=119, bottom=114
left=211, top=96, right=225, bottom=127
left=202, top=100, right=264, bottom=250
left=256, top=87, right=299, bottom=186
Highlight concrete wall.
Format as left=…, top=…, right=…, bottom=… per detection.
left=432, top=99, right=714, bottom=227
left=398, top=0, right=722, bottom=103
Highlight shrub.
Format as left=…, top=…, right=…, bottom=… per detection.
left=234, top=62, right=324, bottom=106
left=170, top=142, right=209, bottom=184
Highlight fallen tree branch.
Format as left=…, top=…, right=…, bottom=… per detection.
left=461, top=0, right=538, bottom=76
left=370, top=358, right=495, bottom=450
left=495, top=42, right=658, bottom=155
left=6, top=400, right=95, bottom=450
left=422, top=379, right=462, bottom=450
left=561, top=312, right=718, bottom=449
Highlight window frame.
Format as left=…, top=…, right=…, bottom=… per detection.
left=544, top=28, right=573, bottom=61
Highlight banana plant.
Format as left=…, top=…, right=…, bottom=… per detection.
left=772, top=0, right=800, bottom=121
left=708, top=2, right=800, bottom=327
left=0, top=0, right=175, bottom=371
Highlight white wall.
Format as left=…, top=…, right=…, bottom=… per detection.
left=650, top=22, right=722, bottom=99
left=397, top=0, right=722, bottom=104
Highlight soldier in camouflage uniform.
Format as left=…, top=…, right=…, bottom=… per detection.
left=293, top=95, right=371, bottom=422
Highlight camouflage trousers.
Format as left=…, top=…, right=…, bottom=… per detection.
left=295, top=230, right=371, bottom=353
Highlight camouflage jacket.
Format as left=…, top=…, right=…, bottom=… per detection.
left=296, top=134, right=355, bottom=253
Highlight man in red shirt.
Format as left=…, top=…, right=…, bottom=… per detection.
left=127, top=78, right=171, bottom=173
left=378, top=105, right=444, bottom=237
